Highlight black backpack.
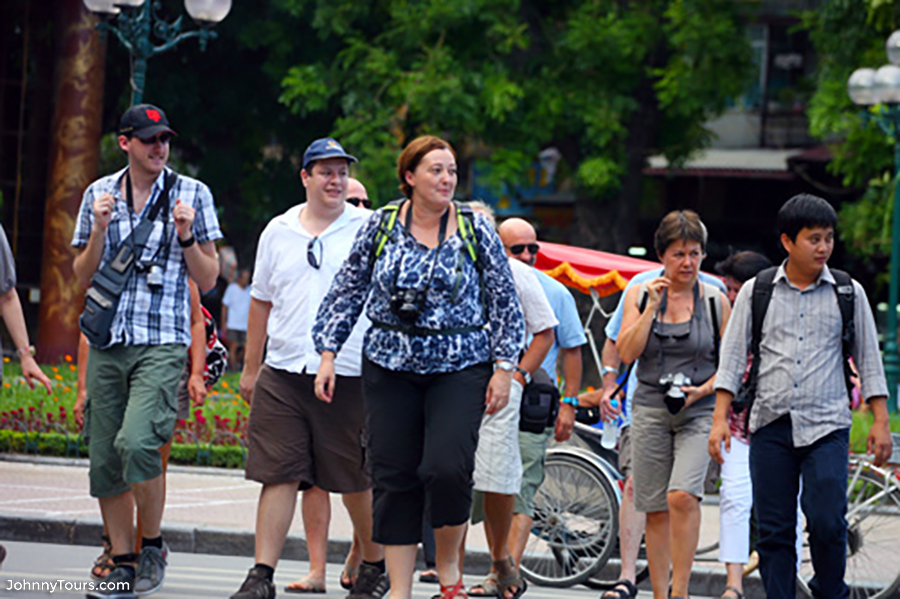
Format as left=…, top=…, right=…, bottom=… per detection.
left=733, top=266, right=856, bottom=425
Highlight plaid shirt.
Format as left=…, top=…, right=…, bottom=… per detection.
left=72, top=167, right=222, bottom=347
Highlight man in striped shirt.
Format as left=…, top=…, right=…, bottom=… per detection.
left=710, top=194, right=892, bottom=599
left=72, top=104, right=222, bottom=598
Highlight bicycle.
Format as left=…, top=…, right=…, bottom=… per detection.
left=519, top=422, right=651, bottom=589
left=796, top=447, right=900, bottom=599
left=521, top=424, right=900, bottom=596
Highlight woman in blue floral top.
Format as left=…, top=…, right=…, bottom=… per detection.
left=313, top=136, right=525, bottom=599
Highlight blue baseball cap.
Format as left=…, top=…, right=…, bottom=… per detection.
left=302, top=137, right=358, bottom=171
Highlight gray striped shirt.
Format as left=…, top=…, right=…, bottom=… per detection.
left=716, top=263, right=887, bottom=447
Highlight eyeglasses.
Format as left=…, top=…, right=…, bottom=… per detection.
left=135, top=133, right=172, bottom=145
left=307, top=237, right=323, bottom=269
left=347, top=197, right=372, bottom=209
left=507, top=243, right=540, bottom=256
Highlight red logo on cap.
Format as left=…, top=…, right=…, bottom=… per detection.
left=145, top=109, right=162, bottom=122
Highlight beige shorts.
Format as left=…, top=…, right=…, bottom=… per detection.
left=618, top=424, right=633, bottom=478
left=473, top=379, right=524, bottom=495
left=630, top=403, right=713, bottom=513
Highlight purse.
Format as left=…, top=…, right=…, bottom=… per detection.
left=519, top=367, right=560, bottom=433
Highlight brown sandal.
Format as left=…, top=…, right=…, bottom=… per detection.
left=90, top=535, right=114, bottom=580
left=494, top=557, right=527, bottom=599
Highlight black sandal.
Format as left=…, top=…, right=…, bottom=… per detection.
left=602, top=580, right=638, bottom=599
left=721, top=586, right=744, bottom=599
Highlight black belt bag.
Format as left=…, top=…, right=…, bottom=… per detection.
left=519, top=367, right=559, bottom=433
left=79, top=172, right=176, bottom=348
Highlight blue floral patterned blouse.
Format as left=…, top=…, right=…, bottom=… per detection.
left=313, top=205, right=525, bottom=374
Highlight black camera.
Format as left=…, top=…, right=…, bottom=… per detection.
left=390, top=288, right=425, bottom=323
left=659, top=372, right=691, bottom=414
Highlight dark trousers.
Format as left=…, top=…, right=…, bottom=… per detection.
left=363, top=358, right=489, bottom=545
left=749, top=415, right=849, bottom=599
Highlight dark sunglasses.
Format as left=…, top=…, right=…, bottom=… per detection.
left=136, top=133, right=172, bottom=145
left=347, top=197, right=372, bottom=209
left=507, top=243, right=540, bottom=256
left=307, top=237, right=322, bottom=269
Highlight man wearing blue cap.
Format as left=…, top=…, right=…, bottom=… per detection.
left=232, top=139, right=387, bottom=599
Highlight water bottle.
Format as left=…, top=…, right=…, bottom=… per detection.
left=601, top=399, right=619, bottom=449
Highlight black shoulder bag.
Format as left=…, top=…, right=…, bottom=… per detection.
left=79, top=171, right=177, bottom=348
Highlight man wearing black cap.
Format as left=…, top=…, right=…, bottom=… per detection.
left=231, top=138, right=386, bottom=599
left=72, top=104, right=222, bottom=598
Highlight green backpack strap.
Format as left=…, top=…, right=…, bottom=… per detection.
left=454, top=200, right=479, bottom=267
left=372, top=199, right=406, bottom=262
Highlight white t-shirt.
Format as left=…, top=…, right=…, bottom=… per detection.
left=509, top=258, right=558, bottom=336
left=252, top=203, right=370, bottom=376
left=222, top=282, right=252, bottom=332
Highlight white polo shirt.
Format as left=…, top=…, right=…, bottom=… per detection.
left=252, top=203, right=370, bottom=376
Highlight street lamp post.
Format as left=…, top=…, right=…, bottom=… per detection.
left=82, top=0, right=231, bottom=105
left=848, top=33, right=900, bottom=413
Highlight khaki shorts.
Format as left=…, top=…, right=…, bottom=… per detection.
left=513, top=427, right=552, bottom=517
left=86, top=344, right=186, bottom=498
left=245, top=365, right=370, bottom=493
left=630, top=403, right=713, bottom=513
left=618, top=424, right=633, bottom=478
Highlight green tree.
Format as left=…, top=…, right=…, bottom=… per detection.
left=804, top=0, right=900, bottom=263
left=277, top=0, right=753, bottom=251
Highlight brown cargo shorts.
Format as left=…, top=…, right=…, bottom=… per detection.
left=245, top=364, right=370, bottom=493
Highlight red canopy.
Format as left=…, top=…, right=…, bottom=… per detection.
left=535, top=241, right=661, bottom=297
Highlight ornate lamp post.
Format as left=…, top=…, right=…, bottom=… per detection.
left=848, top=32, right=900, bottom=412
left=82, top=0, right=231, bottom=105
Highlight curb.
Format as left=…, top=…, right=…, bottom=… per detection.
left=0, top=514, right=767, bottom=596
left=0, top=514, right=494, bottom=574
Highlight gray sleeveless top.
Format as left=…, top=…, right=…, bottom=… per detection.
left=634, top=282, right=718, bottom=411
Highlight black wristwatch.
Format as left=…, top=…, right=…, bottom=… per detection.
left=178, top=235, right=196, bottom=248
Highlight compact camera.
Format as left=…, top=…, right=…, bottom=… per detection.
left=390, top=288, right=425, bottom=323
left=137, top=262, right=165, bottom=289
left=659, top=372, right=691, bottom=414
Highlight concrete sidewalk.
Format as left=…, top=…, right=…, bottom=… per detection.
left=0, top=454, right=762, bottom=597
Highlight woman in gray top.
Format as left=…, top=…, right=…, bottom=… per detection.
left=617, top=210, right=731, bottom=599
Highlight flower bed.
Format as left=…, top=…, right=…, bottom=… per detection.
left=1, top=358, right=249, bottom=468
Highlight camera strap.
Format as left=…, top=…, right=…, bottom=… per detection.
left=394, top=200, right=448, bottom=296
left=125, top=169, right=174, bottom=269
left=654, top=282, right=702, bottom=385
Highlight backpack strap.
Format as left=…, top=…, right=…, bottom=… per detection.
left=610, top=288, right=651, bottom=399
left=702, top=282, right=722, bottom=366
left=738, top=266, right=778, bottom=426
left=830, top=269, right=856, bottom=401
left=454, top=200, right=479, bottom=268
left=372, top=199, right=405, bottom=262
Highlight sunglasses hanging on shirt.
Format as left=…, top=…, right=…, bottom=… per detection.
left=307, top=236, right=323, bottom=269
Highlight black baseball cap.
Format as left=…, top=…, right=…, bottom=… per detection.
left=302, top=138, right=358, bottom=171
left=118, top=104, right=177, bottom=140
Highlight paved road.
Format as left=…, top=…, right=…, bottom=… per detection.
left=0, top=540, right=676, bottom=598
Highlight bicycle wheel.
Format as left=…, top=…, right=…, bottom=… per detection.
left=519, top=451, right=619, bottom=587
left=797, top=457, right=900, bottom=598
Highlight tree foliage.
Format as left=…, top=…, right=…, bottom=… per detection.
left=277, top=0, right=752, bottom=250
left=804, top=0, right=900, bottom=261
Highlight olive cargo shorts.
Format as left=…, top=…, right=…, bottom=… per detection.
left=85, top=344, right=185, bottom=498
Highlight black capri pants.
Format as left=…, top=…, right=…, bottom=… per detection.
left=363, top=357, right=489, bottom=545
